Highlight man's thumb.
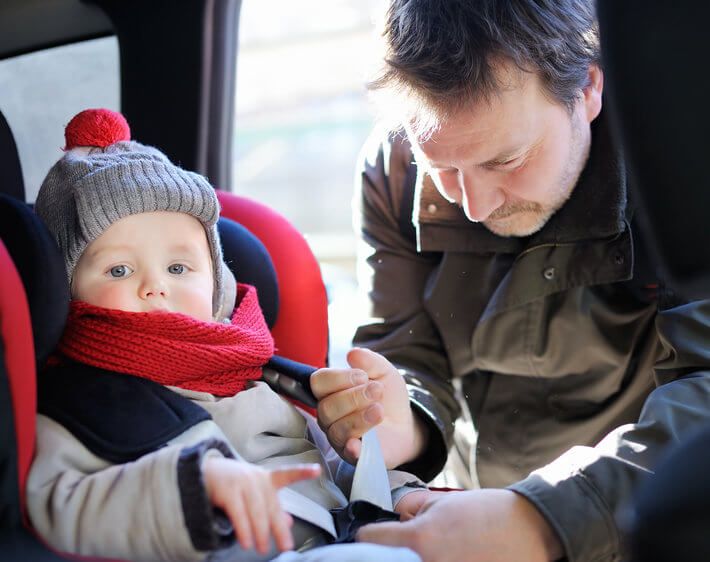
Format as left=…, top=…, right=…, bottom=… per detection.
left=347, top=347, right=389, bottom=378
left=356, top=520, right=416, bottom=548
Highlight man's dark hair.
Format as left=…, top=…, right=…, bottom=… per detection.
left=370, top=0, right=599, bottom=125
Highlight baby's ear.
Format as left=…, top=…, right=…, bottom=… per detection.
left=214, top=264, right=237, bottom=322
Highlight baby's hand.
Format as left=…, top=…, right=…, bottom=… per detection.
left=395, top=489, right=449, bottom=521
left=202, top=457, right=321, bottom=554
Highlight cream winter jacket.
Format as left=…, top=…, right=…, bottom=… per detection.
left=26, top=372, right=423, bottom=562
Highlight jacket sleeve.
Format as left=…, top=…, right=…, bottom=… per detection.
left=26, top=415, right=234, bottom=562
left=352, top=129, right=461, bottom=482
left=508, top=300, right=710, bottom=562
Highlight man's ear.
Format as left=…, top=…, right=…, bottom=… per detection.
left=583, top=64, right=604, bottom=123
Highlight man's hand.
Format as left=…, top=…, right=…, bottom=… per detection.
left=202, top=457, right=321, bottom=554
left=394, top=490, right=448, bottom=521
left=311, top=347, right=427, bottom=467
left=357, top=489, right=564, bottom=562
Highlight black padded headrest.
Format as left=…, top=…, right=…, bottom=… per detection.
left=0, top=112, right=25, bottom=201
left=218, top=217, right=279, bottom=328
left=0, top=195, right=69, bottom=370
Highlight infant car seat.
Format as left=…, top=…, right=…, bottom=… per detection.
left=0, top=109, right=328, bottom=560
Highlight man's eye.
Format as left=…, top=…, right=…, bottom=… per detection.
left=168, top=264, right=185, bottom=275
left=109, top=265, right=131, bottom=278
left=496, top=157, right=524, bottom=170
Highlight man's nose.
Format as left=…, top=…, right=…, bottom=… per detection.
left=460, top=173, right=505, bottom=222
left=139, top=274, right=168, bottom=299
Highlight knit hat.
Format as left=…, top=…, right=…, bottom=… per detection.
left=34, top=108, right=236, bottom=320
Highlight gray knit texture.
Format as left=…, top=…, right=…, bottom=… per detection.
left=34, top=141, right=225, bottom=314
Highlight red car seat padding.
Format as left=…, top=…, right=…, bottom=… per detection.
left=0, top=240, right=36, bottom=516
left=218, top=191, right=329, bottom=368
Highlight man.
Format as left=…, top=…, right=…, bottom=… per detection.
left=311, top=1, right=710, bottom=561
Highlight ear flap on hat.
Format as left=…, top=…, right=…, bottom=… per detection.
left=214, top=264, right=237, bottom=322
left=216, top=217, right=279, bottom=328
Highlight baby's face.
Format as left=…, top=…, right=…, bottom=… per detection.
left=72, top=212, right=214, bottom=321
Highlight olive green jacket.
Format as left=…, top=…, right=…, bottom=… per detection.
left=352, top=117, right=710, bottom=562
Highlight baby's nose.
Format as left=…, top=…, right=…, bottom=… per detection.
left=139, top=276, right=168, bottom=299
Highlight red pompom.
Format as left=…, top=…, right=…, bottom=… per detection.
left=64, top=108, right=131, bottom=150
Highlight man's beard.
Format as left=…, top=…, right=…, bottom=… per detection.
left=483, top=199, right=560, bottom=238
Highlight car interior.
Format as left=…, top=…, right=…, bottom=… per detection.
left=2, top=1, right=709, bottom=561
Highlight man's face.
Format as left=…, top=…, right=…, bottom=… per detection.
left=407, top=63, right=603, bottom=237
left=72, top=212, right=214, bottom=322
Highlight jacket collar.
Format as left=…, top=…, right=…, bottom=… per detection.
left=415, top=111, right=628, bottom=254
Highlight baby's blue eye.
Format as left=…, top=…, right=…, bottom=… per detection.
left=168, top=264, right=185, bottom=275
left=109, top=265, right=129, bottom=278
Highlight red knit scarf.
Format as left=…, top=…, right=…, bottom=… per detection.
left=57, top=283, right=274, bottom=396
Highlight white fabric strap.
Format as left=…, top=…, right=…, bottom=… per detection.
left=350, top=429, right=393, bottom=510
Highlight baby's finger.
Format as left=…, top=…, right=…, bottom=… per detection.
left=269, top=464, right=322, bottom=489
left=223, top=492, right=254, bottom=551
left=310, top=367, right=368, bottom=400
left=244, top=480, right=270, bottom=554
left=267, top=488, right=294, bottom=551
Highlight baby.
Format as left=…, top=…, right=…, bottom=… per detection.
left=26, top=109, right=424, bottom=562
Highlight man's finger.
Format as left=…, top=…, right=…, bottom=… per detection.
left=344, top=436, right=362, bottom=463
left=327, top=403, right=384, bottom=450
left=347, top=347, right=394, bottom=380
left=317, top=380, right=383, bottom=428
left=357, top=520, right=419, bottom=549
left=269, top=464, right=322, bottom=489
left=310, top=367, right=369, bottom=399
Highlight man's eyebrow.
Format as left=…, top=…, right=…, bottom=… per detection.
left=423, top=146, right=528, bottom=170
left=480, top=147, right=526, bottom=167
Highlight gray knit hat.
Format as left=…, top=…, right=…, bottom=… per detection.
left=34, top=109, right=235, bottom=319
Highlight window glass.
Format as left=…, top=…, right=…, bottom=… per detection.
left=234, top=0, right=385, bottom=364
left=0, top=37, right=120, bottom=202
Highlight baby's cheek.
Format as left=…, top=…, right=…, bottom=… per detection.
left=79, top=283, right=138, bottom=312
left=179, top=286, right=214, bottom=322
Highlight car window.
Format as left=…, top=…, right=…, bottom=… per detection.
left=234, top=0, right=384, bottom=365
left=0, top=37, right=119, bottom=202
